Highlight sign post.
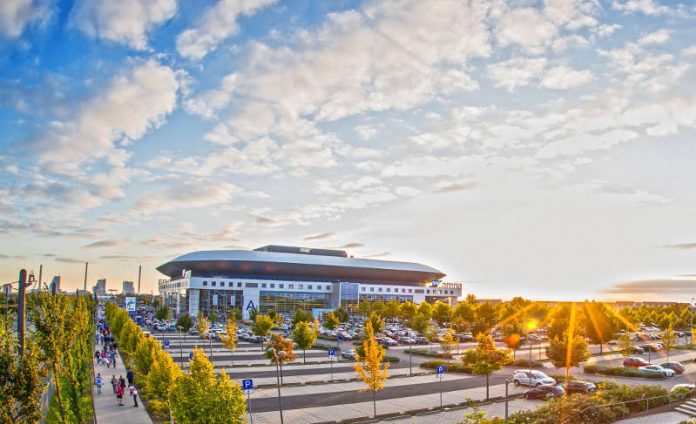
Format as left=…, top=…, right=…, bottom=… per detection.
left=125, top=297, right=136, bottom=313
left=242, top=379, right=254, bottom=424
left=328, top=349, right=336, bottom=381
left=436, top=365, right=445, bottom=408
left=163, top=340, right=170, bottom=349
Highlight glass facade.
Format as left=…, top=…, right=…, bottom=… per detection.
left=340, top=282, right=360, bottom=309
left=259, top=290, right=332, bottom=315
left=359, top=293, right=413, bottom=303
left=198, top=289, right=243, bottom=318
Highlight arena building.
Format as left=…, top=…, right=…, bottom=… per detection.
left=157, top=245, right=462, bottom=319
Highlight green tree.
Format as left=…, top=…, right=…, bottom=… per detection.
left=176, top=313, right=194, bottom=332
left=292, top=320, right=318, bottom=363
left=291, top=308, right=313, bottom=326
left=147, top=349, right=182, bottom=401
left=219, top=319, right=238, bottom=351
left=358, top=301, right=372, bottom=317
left=617, top=333, right=633, bottom=357
left=440, top=328, right=459, bottom=360
left=366, top=311, right=385, bottom=335
left=384, top=300, right=400, bottom=322
left=582, top=301, right=616, bottom=355
left=354, top=321, right=390, bottom=418
left=195, top=313, right=210, bottom=339
left=662, top=325, right=677, bottom=361
left=417, top=302, right=433, bottom=320
left=252, top=315, right=274, bottom=352
left=324, top=312, right=340, bottom=331
left=433, top=302, right=453, bottom=326
left=264, top=334, right=299, bottom=383
left=133, top=336, right=159, bottom=375
left=461, top=334, right=511, bottom=400
left=334, top=307, right=349, bottom=323
left=471, top=302, right=498, bottom=336
left=169, top=348, right=246, bottom=424
left=209, top=310, right=218, bottom=324
left=546, top=332, right=590, bottom=380
left=399, top=301, right=417, bottom=325
left=156, top=306, right=171, bottom=321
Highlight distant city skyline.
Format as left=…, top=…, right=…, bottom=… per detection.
left=1, top=0, right=695, bottom=301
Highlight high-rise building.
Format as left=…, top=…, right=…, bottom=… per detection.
left=93, top=279, right=107, bottom=297
left=50, top=276, right=61, bottom=294
left=122, top=280, right=135, bottom=295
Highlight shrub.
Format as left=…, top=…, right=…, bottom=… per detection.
left=384, top=356, right=400, bottom=363
left=404, top=348, right=453, bottom=359
left=583, top=365, right=664, bottom=378
left=421, top=360, right=472, bottom=373
left=146, top=399, right=170, bottom=421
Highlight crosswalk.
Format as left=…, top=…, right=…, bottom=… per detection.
left=675, top=398, right=696, bottom=417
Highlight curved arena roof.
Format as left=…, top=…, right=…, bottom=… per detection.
left=156, top=249, right=445, bottom=284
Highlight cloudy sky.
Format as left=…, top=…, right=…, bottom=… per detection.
left=1, top=0, right=695, bottom=301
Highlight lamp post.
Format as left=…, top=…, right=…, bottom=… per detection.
left=177, top=326, right=184, bottom=362
left=267, top=347, right=285, bottom=424
left=17, top=270, right=34, bottom=356
left=409, top=338, right=413, bottom=376
left=527, top=320, right=538, bottom=378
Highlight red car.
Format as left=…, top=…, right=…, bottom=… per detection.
left=624, top=357, right=650, bottom=368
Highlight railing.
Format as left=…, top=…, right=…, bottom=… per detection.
left=559, top=394, right=680, bottom=424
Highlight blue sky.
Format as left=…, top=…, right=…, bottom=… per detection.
left=1, top=0, right=696, bottom=300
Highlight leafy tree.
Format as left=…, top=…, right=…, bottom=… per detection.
left=334, top=307, right=349, bottom=323
left=546, top=332, right=590, bottom=380
left=292, top=320, right=318, bottom=363
left=231, top=307, right=243, bottom=322
left=417, top=302, right=433, bottom=320
left=354, top=321, right=390, bottom=418
left=366, top=311, right=385, bottom=335
left=133, top=337, right=159, bottom=375
left=440, top=328, right=459, bottom=360
left=399, top=301, right=417, bottom=325
left=503, top=333, right=522, bottom=359
left=219, top=319, right=238, bottom=351
left=248, top=307, right=258, bottom=322
left=169, top=348, right=246, bottom=424
left=582, top=301, right=616, bottom=354
left=291, top=308, right=313, bottom=326
left=384, top=300, right=400, bottom=322
left=209, top=310, right=218, bottom=324
left=465, top=294, right=478, bottom=304
left=617, top=333, right=633, bottom=357
left=195, top=313, right=210, bottom=339
left=461, top=334, right=511, bottom=400
left=358, top=301, right=372, bottom=317
left=412, top=313, right=431, bottom=334
left=264, top=334, right=299, bottom=383
left=252, top=315, right=274, bottom=337
left=156, top=306, right=171, bottom=321
left=662, top=325, right=677, bottom=361
left=176, top=313, right=194, bottom=332
left=147, top=349, right=182, bottom=401
left=453, top=302, right=475, bottom=328
left=471, top=302, right=498, bottom=336
left=371, top=301, right=386, bottom=317
left=433, top=302, right=453, bottom=326
left=324, top=312, right=340, bottom=331
left=0, top=318, right=45, bottom=423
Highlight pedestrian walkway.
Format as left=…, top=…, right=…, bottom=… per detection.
left=616, top=411, right=690, bottom=423
left=92, top=333, right=153, bottom=424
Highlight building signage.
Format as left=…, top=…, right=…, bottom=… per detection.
left=212, top=294, right=218, bottom=306
left=246, top=300, right=255, bottom=310
left=125, top=297, right=136, bottom=312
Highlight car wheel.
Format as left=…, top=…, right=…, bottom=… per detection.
left=663, top=373, right=668, bottom=377
left=514, top=380, right=520, bottom=386
left=536, top=383, right=542, bottom=387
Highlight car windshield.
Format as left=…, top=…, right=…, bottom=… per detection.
left=532, top=372, right=548, bottom=378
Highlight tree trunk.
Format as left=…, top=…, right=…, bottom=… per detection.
left=303, top=349, right=306, bottom=364
left=372, top=389, right=376, bottom=417
left=599, top=343, right=603, bottom=355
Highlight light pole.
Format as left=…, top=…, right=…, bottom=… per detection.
left=177, top=326, right=184, bottom=361
left=409, top=338, right=413, bottom=376
left=267, top=347, right=285, bottom=424
left=527, top=320, right=538, bottom=378
left=17, top=270, right=34, bottom=356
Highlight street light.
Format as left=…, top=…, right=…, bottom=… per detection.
left=409, top=337, right=413, bottom=376
left=177, top=325, right=184, bottom=362
left=526, top=320, right=538, bottom=378
left=267, top=347, right=285, bottom=424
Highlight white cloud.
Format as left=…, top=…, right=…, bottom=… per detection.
left=638, top=29, right=669, bottom=45
left=135, top=179, right=240, bottom=213
left=486, top=58, right=547, bottom=91
left=496, top=8, right=558, bottom=54
left=354, top=124, right=377, bottom=141
left=38, top=60, right=180, bottom=173
left=540, top=66, right=593, bottom=90
left=0, top=0, right=48, bottom=38
left=594, top=24, right=622, bottom=37
left=184, top=74, right=238, bottom=119
left=543, top=0, right=599, bottom=29
left=176, top=0, right=278, bottom=60
left=71, top=0, right=176, bottom=50
left=612, top=0, right=668, bottom=15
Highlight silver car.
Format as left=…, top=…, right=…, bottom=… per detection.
left=512, top=370, right=556, bottom=387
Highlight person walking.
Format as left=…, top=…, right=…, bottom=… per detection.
left=129, top=385, right=139, bottom=407
left=111, top=351, right=117, bottom=368
left=126, top=370, right=134, bottom=387
left=94, top=350, right=100, bottom=363
left=115, top=384, right=123, bottom=406
left=119, top=375, right=126, bottom=393
left=110, top=375, right=117, bottom=394
left=95, top=373, right=103, bottom=395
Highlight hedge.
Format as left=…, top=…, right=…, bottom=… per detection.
left=404, top=348, right=453, bottom=359
left=420, top=360, right=472, bottom=374
left=584, top=365, right=664, bottom=378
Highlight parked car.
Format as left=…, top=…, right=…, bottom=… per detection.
left=416, top=336, right=430, bottom=345
left=623, top=357, right=650, bottom=368
left=562, top=381, right=597, bottom=394
left=671, top=384, right=696, bottom=399
left=457, top=334, right=474, bottom=342
left=660, top=362, right=685, bottom=374
left=167, top=324, right=177, bottom=331
left=341, top=349, right=357, bottom=360
left=524, top=385, right=565, bottom=399
left=381, top=337, right=398, bottom=346
left=640, top=344, right=662, bottom=352
left=512, top=370, right=556, bottom=387
left=399, top=337, right=417, bottom=345
left=189, top=327, right=199, bottom=335
left=639, top=365, right=675, bottom=377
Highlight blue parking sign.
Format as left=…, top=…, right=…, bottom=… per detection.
left=189, top=352, right=193, bottom=360
left=437, top=365, right=445, bottom=375
left=242, top=379, right=253, bottom=391
left=328, top=349, right=336, bottom=356
left=163, top=340, right=170, bottom=348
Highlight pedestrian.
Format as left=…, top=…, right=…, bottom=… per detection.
left=129, top=385, right=139, bottom=407
left=95, top=373, right=103, bottom=395
left=116, top=384, right=123, bottom=406
left=112, top=351, right=117, bottom=368
left=110, top=375, right=117, bottom=394
left=94, top=350, right=100, bottom=363
left=119, top=375, right=126, bottom=392
left=126, top=370, right=134, bottom=386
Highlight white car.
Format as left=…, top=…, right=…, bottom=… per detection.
left=639, top=365, right=675, bottom=377
left=512, top=370, right=556, bottom=387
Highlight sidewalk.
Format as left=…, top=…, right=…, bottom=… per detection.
left=92, top=335, right=153, bottom=424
